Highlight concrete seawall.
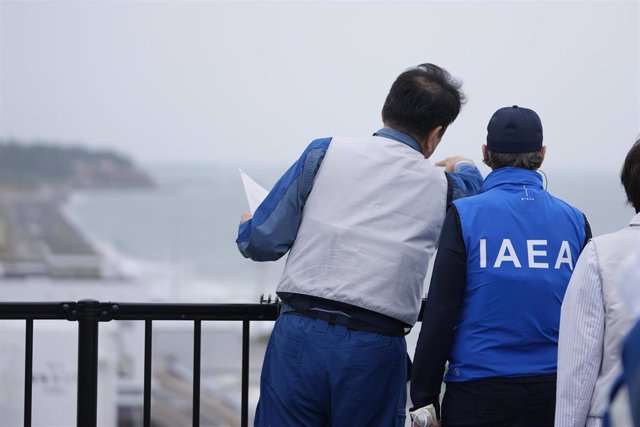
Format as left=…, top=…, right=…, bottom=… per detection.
left=0, top=193, right=102, bottom=278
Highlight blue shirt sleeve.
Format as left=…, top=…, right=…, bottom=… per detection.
left=236, top=137, right=332, bottom=261
left=445, top=163, right=483, bottom=203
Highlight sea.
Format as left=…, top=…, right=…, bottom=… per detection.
left=61, top=162, right=290, bottom=304
left=61, top=162, right=635, bottom=305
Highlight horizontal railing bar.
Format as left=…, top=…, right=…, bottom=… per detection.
left=0, top=302, right=280, bottom=321
left=0, top=302, right=72, bottom=319
left=0, top=300, right=428, bottom=322
left=111, top=303, right=279, bottom=321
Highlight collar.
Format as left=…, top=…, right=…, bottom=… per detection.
left=373, top=128, right=421, bottom=153
left=630, top=212, right=640, bottom=227
left=482, top=167, right=544, bottom=193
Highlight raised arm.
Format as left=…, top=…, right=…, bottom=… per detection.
left=438, top=157, right=483, bottom=205
left=236, top=138, right=331, bottom=261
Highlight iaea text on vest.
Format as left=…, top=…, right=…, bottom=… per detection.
left=479, top=238, right=574, bottom=270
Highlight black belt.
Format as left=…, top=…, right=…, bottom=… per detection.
left=279, top=293, right=408, bottom=337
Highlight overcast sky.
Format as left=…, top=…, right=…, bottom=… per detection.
left=0, top=0, right=638, bottom=173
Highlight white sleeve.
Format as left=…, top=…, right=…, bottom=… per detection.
left=555, top=241, right=605, bottom=427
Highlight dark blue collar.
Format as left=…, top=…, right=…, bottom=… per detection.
left=373, top=128, right=421, bottom=153
left=482, top=167, right=543, bottom=193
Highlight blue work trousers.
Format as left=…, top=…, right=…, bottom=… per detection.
left=255, top=312, right=407, bottom=426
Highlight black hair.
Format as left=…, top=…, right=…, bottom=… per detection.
left=381, top=63, right=466, bottom=141
left=621, top=136, right=640, bottom=213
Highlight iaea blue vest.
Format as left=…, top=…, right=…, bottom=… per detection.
left=446, top=167, right=586, bottom=382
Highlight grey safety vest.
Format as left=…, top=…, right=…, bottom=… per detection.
left=277, top=135, right=448, bottom=325
left=587, top=225, right=638, bottom=417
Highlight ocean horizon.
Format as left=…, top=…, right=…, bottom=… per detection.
left=50, top=162, right=634, bottom=306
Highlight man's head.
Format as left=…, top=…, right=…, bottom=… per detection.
left=482, top=105, right=546, bottom=170
left=621, top=135, right=640, bottom=213
left=382, top=63, right=465, bottom=158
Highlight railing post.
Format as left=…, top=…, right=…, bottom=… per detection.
left=241, top=320, right=250, bottom=427
left=76, top=299, right=100, bottom=427
left=24, top=318, right=33, bottom=427
left=143, top=320, right=152, bottom=427
left=193, top=320, right=201, bottom=427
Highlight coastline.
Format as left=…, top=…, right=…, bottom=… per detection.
left=0, top=191, right=103, bottom=279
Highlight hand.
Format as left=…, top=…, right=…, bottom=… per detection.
left=435, top=156, right=474, bottom=172
left=240, top=212, right=253, bottom=224
left=409, top=405, right=438, bottom=427
left=411, top=417, right=440, bottom=427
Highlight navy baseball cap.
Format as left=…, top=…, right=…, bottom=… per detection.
left=486, top=105, right=543, bottom=153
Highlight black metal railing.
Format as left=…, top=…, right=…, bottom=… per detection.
left=0, top=298, right=280, bottom=427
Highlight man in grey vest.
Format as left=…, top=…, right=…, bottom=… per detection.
left=237, top=63, right=483, bottom=426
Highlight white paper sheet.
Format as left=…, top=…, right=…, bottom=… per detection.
left=239, top=169, right=269, bottom=214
